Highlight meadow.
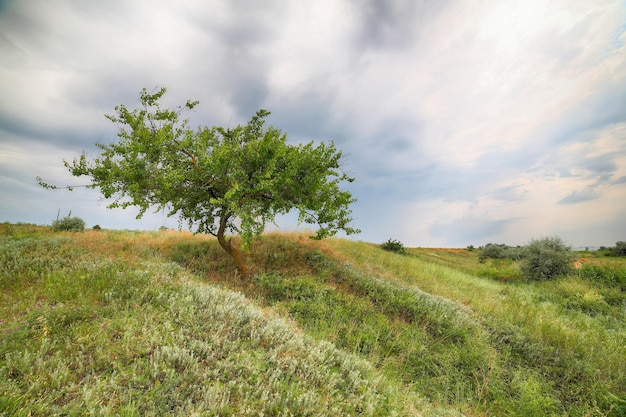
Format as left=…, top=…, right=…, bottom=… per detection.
left=1, top=223, right=625, bottom=416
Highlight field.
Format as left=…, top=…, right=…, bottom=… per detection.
left=1, top=223, right=625, bottom=416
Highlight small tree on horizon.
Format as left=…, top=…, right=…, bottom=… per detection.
left=380, top=238, right=406, bottom=255
left=38, top=87, right=360, bottom=276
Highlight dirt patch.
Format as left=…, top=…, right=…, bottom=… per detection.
left=573, top=258, right=591, bottom=269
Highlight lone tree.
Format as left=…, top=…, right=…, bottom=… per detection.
left=38, top=87, right=360, bottom=275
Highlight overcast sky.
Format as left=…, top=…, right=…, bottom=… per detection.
left=1, top=0, right=625, bottom=248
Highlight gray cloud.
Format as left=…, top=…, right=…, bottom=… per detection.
left=559, top=187, right=601, bottom=205
left=351, top=0, right=449, bottom=50
left=612, top=176, right=626, bottom=185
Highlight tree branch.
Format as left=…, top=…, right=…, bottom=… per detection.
left=36, top=176, right=93, bottom=191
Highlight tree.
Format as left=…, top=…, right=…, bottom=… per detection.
left=38, top=87, right=360, bottom=275
left=520, top=236, right=576, bottom=281
left=612, top=241, right=626, bottom=257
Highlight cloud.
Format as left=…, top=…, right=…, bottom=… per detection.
left=0, top=0, right=625, bottom=247
left=612, top=176, right=626, bottom=185
left=559, top=187, right=601, bottom=205
left=430, top=214, right=520, bottom=246
left=488, top=185, right=529, bottom=202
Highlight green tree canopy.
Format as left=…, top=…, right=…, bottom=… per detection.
left=39, top=87, right=360, bottom=275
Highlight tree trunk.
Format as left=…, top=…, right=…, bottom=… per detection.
left=229, top=241, right=247, bottom=277
left=217, top=233, right=248, bottom=277
left=216, top=213, right=248, bottom=277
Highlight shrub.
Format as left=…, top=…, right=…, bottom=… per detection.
left=478, top=243, right=507, bottom=262
left=52, top=216, right=85, bottom=232
left=503, top=245, right=526, bottom=261
left=611, top=241, right=626, bottom=257
left=93, top=224, right=101, bottom=230
left=520, top=236, right=576, bottom=281
left=380, top=239, right=406, bottom=255
left=479, top=244, right=526, bottom=262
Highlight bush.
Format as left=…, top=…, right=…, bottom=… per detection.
left=52, top=216, right=85, bottom=232
left=380, top=239, right=406, bottom=255
left=520, top=236, right=576, bottom=281
left=504, top=246, right=526, bottom=261
left=611, top=241, right=626, bottom=257
left=479, top=243, right=525, bottom=262
left=478, top=243, right=507, bottom=262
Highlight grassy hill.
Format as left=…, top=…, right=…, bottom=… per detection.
left=1, top=223, right=625, bottom=416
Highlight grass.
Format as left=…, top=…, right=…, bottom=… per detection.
left=0, top=227, right=403, bottom=416
left=319, top=240, right=626, bottom=416
left=1, top=223, right=625, bottom=416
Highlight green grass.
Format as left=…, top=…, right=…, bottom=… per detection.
left=318, top=240, right=626, bottom=416
left=0, top=228, right=404, bottom=416
left=1, top=224, right=625, bottom=416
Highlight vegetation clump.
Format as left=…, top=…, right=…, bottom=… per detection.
left=478, top=243, right=506, bottom=261
left=51, top=216, right=85, bottom=232
left=597, top=242, right=626, bottom=257
left=610, top=241, right=626, bottom=257
left=478, top=243, right=524, bottom=262
left=380, top=238, right=406, bottom=255
left=577, top=262, right=626, bottom=288
left=520, top=236, right=576, bottom=281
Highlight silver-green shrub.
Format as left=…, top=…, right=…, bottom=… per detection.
left=52, top=216, right=85, bottom=232
left=520, top=236, right=576, bottom=281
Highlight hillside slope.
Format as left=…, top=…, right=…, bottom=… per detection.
left=1, top=224, right=625, bottom=416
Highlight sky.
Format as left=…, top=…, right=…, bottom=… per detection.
left=1, top=0, right=625, bottom=248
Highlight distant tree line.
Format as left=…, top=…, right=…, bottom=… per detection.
left=598, top=241, right=626, bottom=257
